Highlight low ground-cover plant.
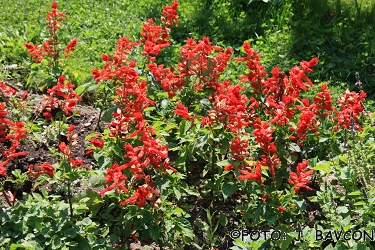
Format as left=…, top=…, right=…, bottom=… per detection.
left=1, top=1, right=375, bottom=250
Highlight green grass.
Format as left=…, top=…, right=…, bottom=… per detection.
left=174, top=0, right=375, bottom=96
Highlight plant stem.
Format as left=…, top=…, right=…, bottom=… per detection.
left=1, top=188, right=13, bottom=207
left=96, top=108, right=103, bottom=132
left=210, top=142, right=216, bottom=197
left=67, top=178, right=73, bottom=217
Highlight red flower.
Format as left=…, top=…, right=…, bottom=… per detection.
left=313, top=83, right=334, bottom=117
left=59, top=142, right=70, bottom=156
left=288, top=160, right=314, bottom=194
left=130, top=233, right=139, bottom=243
left=29, top=163, right=55, bottom=178
left=70, top=158, right=83, bottom=167
left=253, top=121, right=274, bottom=150
left=333, top=89, right=366, bottom=131
left=201, top=116, right=212, bottom=127
left=99, top=163, right=129, bottom=196
left=278, top=206, right=286, bottom=213
left=0, top=162, right=7, bottom=177
left=237, top=161, right=263, bottom=183
left=119, top=183, right=159, bottom=208
left=90, top=138, right=104, bottom=149
left=174, top=103, right=191, bottom=120
left=85, top=148, right=94, bottom=155
left=64, top=38, right=79, bottom=57
left=68, top=124, right=75, bottom=136
left=22, top=91, right=29, bottom=101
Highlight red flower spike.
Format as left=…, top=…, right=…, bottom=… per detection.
left=99, top=163, right=129, bottom=196
left=0, top=163, right=7, bottom=177
left=174, top=103, right=191, bottom=120
left=334, top=89, right=366, bottom=131
left=90, top=138, right=104, bottom=149
left=237, top=161, right=263, bottom=183
left=288, top=160, right=314, bottom=194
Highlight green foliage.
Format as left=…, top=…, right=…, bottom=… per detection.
left=0, top=191, right=115, bottom=249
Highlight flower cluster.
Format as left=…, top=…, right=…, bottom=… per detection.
left=24, top=2, right=78, bottom=63
left=140, top=2, right=178, bottom=62
left=334, top=89, right=366, bottom=131
left=253, top=119, right=280, bottom=176
left=288, top=160, right=313, bottom=194
left=205, top=81, right=252, bottom=131
left=174, top=103, right=193, bottom=121
left=41, top=75, right=82, bottom=120
left=94, top=3, right=179, bottom=208
left=92, top=37, right=139, bottom=83
left=148, top=37, right=232, bottom=98
left=0, top=87, right=28, bottom=177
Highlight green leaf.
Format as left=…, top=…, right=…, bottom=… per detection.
left=294, top=199, right=306, bottom=210
left=65, top=228, right=77, bottom=239
left=219, top=139, right=230, bottom=154
left=75, top=234, right=91, bottom=249
left=353, top=201, right=366, bottom=206
left=222, top=181, right=239, bottom=200
left=196, top=134, right=209, bottom=148
left=176, top=218, right=194, bottom=240
left=216, top=159, right=231, bottom=167
left=75, top=205, right=88, bottom=214
left=319, top=137, right=328, bottom=143
left=52, top=236, right=61, bottom=249
left=172, top=207, right=185, bottom=216
left=101, top=106, right=117, bottom=122
left=200, top=98, right=211, bottom=107
left=161, top=99, right=169, bottom=109
left=33, top=132, right=43, bottom=142
left=206, top=209, right=212, bottom=224
left=149, top=225, right=160, bottom=242
left=348, top=191, right=362, bottom=196
left=180, top=182, right=199, bottom=196
left=0, top=238, right=10, bottom=247
left=32, top=193, right=43, bottom=201
left=289, top=142, right=301, bottom=152
left=164, top=123, right=178, bottom=131
left=74, top=81, right=95, bottom=96
left=336, top=206, right=349, bottom=214
left=173, top=187, right=181, bottom=200
left=98, top=156, right=110, bottom=169
left=9, top=244, right=34, bottom=250
left=32, top=175, right=49, bottom=191
left=179, top=120, right=191, bottom=137
left=312, top=161, right=331, bottom=174
left=219, top=213, right=228, bottom=226
left=86, top=84, right=99, bottom=93
left=80, top=217, right=92, bottom=226
left=340, top=166, right=353, bottom=180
